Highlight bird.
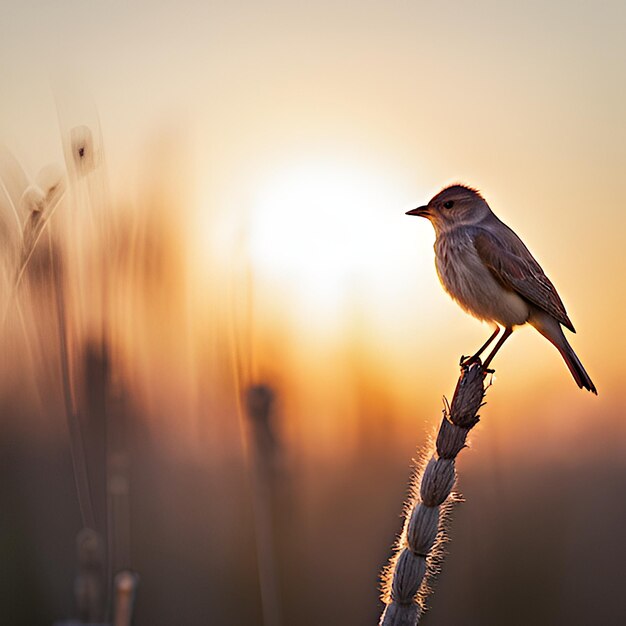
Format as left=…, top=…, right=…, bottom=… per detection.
left=406, top=184, right=597, bottom=394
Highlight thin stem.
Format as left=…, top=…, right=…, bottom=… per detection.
left=52, top=246, right=96, bottom=531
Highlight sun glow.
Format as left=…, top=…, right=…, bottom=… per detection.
left=247, top=158, right=428, bottom=310
left=191, top=153, right=439, bottom=345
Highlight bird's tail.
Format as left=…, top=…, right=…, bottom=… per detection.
left=556, top=335, right=597, bottom=394
left=529, top=312, right=597, bottom=394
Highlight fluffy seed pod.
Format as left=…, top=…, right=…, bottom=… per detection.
left=19, top=184, right=46, bottom=214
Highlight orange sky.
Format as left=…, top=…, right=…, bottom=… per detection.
left=1, top=0, right=624, bottom=456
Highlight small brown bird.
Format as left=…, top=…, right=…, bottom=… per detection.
left=407, top=184, right=597, bottom=393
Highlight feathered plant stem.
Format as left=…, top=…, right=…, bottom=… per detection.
left=379, top=362, right=489, bottom=625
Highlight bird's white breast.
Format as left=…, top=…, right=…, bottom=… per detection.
left=434, top=230, right=530, bottom=327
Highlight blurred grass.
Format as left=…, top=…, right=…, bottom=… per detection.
left=3, top=398, right=625, bottom=625
left=0, top=139, right=624, bottom=626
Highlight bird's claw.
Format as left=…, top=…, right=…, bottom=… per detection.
left=460, top=354, right=494, bottom=375
left=460, top=354, right=481, bottom=368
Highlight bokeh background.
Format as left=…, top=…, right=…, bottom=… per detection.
left=1, top=1, right=625, bottom=625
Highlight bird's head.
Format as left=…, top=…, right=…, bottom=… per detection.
left=407, top=184, right=491, bottom=233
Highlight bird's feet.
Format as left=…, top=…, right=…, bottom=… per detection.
left=460, top=354, right=481, bottom=368
left=459, top=354, right=495, bottom=374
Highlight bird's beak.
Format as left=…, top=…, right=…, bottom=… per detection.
left=406, top=205, right=430, bottom=217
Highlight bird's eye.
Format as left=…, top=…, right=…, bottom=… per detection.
left=443, top=200, right=454, bottom=209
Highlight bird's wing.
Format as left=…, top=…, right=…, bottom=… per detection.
left=473, top=226, right=575, bottom=332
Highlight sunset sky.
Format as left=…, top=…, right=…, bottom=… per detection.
left=2, top=3, right=626, bottom=626
left=1, top=0, right=625, bottom=442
